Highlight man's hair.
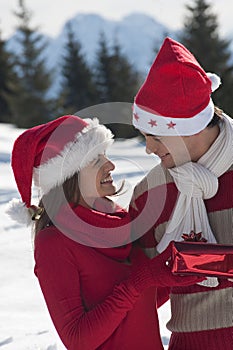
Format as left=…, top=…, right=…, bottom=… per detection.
left=207, top=106, right=223, bottom=128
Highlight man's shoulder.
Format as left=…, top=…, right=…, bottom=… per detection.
left=132, top=163, right=173, bottom=200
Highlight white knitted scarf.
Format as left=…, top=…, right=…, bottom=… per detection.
left=157, top=114, right=233, bottom=287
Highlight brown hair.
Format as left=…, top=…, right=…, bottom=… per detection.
left=207, top=106, right=223, bottom=128
left=34, top=172, right=80, bottom=236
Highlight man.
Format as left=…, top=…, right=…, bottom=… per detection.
left=130, top=37, right=233, bottom=349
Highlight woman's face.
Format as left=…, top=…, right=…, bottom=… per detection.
left=79, top=154, right=116, bottom=205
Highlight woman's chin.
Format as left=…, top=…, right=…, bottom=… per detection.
left=101, top=184, right=117, bottom=197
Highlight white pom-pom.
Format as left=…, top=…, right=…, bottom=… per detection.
left=5, top=198, right=32, bottom=226
left=206, top=72, right=221, bottom=92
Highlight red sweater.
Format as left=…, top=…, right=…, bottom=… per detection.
left=34, top=204, right=164, bottom=350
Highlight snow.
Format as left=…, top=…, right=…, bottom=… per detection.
left=0, top=123, right=171, bottom=349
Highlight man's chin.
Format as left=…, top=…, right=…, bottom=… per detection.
left=160, top=158, right=176, bottom=169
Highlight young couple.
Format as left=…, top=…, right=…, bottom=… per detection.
left=7, top=37, right=233, bottom=349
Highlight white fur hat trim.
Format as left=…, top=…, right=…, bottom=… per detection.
left=33, top=118, right=114, bottom=195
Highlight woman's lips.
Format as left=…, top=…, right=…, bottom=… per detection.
left=100, top=175, right=113, bottom=184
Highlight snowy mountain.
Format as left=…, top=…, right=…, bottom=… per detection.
left=62, top=13, right=174, bottom=70
left=6, top=12, right=176, bottom=97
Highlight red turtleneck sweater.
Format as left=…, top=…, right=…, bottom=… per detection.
left=34, top=203, right=164, bottom=350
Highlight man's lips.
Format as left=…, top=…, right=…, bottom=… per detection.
left=160, top=153, right=170, bottom=159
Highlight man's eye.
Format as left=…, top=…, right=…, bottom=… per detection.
left=153, top=137, right=162, bottom=142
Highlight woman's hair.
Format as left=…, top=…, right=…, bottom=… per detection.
left=207, top=106, right=223, bottom=128
left=34, top=172, right=80, bottom=236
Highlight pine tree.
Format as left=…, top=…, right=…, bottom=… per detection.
left=95, top=33, right=140, bottom=137
left=10, top=0, right=53, bottom=128
left=110, top=42, right=140, bottom=102
left=95, top=33, right=139, bottom=103
left=0, top=31, right=17, bottom=123
left=94, top=33, right=112, bottom=103
left=180, top=0, right=233, bottom=116
left=60, top=22, right=98, bottom=114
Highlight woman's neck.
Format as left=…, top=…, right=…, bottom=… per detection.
left=78, top=195, right=95, bottom=209
left=78, top=196, right=115, bottom=213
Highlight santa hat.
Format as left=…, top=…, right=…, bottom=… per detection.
left=6, top=115, right=114, bottom=225
left=133, top=37, right=221, bottom=136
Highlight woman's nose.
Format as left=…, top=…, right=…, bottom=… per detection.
left=103, top=157, right=115, bottom=171
left=107, top=159, right=115, bottom=171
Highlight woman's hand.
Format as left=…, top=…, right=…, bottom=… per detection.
left=128, top=242, right=205, bottom=293
left=149, top=241, right=206, bottom=288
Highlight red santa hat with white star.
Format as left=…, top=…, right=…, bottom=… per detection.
left=6, top=115, right=113, bottom=225
left=133, top=37, right=221, bottom=136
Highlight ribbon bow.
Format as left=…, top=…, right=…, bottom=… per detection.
left=181, top=231, right=207, bottom=242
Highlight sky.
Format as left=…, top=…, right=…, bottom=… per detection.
left=1, top=0, right=233, bottom=40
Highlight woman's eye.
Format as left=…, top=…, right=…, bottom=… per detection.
left=92, top=155, right=102, bottom=166
left=90, top=158, right=98, bottom=166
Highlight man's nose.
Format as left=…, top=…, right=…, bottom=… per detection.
left=145, top=139, right=156, bottom=154
left=146, top=146, right=153, bottom=154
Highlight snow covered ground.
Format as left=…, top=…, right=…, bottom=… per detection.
left=0, top=123, right=171, bottom=349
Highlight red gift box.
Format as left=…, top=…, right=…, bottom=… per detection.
left=171, top=241, right=233, bottom=278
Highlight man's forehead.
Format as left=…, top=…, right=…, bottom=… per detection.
left=142, top=131, right=184, bottom=138
left=142, top=132, right=158, bottom=137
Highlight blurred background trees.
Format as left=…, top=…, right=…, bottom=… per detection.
left=179, top=0, right=233, bottom=116
left=59, top=22, right=98, bottom=115
left=1, top=0, right=233, bottom=137
left=0, top=32, right=17, bottom=123
left=8, top=0, right=53, bottom=128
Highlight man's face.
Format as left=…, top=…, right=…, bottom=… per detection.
left=142, top=133, right=199, bottom=168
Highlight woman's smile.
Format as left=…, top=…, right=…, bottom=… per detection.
left=100, top=174, right=113, bottom=184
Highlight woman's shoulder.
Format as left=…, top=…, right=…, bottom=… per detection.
left=34, top=226, right=93, bottom=270
left=34, top=225, right=84, bottom=253
left=35, top=225, right=62, bottom=244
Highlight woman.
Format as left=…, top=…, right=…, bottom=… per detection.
left=7, top=115, right=203, bottom=350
